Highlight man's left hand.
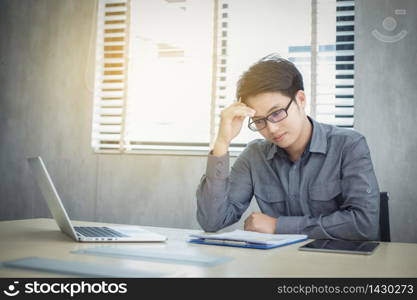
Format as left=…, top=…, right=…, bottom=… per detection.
left=244, top=212, right=277, bottom=234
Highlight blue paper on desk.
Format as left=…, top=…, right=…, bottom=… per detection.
left=189, top=230, right=308, bottom=249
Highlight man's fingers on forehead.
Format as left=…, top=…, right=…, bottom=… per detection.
left=245, top=106, right=256, bottom=114
left=238, top=106, right=256, bottom=114
left=236, top=107, right=253, bottom=116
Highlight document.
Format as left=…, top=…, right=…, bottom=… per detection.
left=189, top=230, right=308, bottom=249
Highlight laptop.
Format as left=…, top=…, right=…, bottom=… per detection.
left=27, top=156, right=167, bottom=243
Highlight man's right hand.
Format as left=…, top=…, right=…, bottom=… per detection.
left=212, top=101, right=256, bottom=157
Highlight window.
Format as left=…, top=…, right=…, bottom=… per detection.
left=92, top=0, right=355, bottom=155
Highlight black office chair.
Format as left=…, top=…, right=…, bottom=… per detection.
left=379, top=192, right=391, bottom=242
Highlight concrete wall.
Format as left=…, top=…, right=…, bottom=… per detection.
left=1, top=0, right=416, bottom=242
left=0, top=0, right=98, bottom=222
left=355, top=0, right=417, bottom=242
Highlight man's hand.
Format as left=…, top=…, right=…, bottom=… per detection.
left=244, top=212, right=277, bottom=234
left=212, top=102, right=256, bottom=157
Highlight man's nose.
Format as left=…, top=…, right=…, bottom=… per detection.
left=265, top=120, right=280, bottom=134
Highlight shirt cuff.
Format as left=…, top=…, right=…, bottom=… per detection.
left=276, top=216, right=304, bottom=234
left=206, top=151, right=230, bottom=179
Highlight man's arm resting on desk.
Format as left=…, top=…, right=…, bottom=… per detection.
left=196, top=150, right=254, bottom=232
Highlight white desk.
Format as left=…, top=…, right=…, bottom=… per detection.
left=1, top=218, right=416, bottom=277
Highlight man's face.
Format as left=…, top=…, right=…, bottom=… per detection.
left=245, top=91, right=306, bottom=149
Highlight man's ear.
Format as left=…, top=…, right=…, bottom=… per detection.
left=295, top=90, right=306, bottom=110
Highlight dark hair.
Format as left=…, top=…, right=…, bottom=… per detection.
left=236, top=54, right=304, bottom=102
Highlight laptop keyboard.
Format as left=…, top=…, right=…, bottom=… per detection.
left=74, top=226, right=129, bottom=238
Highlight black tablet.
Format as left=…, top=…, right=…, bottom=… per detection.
left=298, top=239, right=380, bottom=255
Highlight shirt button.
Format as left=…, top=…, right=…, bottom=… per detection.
left=366, top=187, right=371, bottom=193
left=216, top=161, right=223, bottom=167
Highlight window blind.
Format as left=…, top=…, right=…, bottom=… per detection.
left=334, top=0, right=355, bottom=128
left=290, top=0, right=355, bottom=128
left=314, top=0, right=355, bottom=128
left=210, top=0, right=251, bottom=152
left=92, top=0, right=130, bottom=152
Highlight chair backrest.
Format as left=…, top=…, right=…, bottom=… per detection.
left=379, top=192, right=391, bottom=242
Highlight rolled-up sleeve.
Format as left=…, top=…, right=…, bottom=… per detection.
left=196, top=149, right=254, bottom=232
left=276, top=136, right=380, bottom=240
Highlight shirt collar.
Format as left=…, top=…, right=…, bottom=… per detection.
left=265, top=116, right=327, bottom=160
left=308, top=116, right=327, bottom=154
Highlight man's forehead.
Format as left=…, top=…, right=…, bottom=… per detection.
left=246, top=92, right=288, bottom=105
left=247, top=94, right=289, bottom=116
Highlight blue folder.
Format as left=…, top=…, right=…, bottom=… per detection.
left=188, top=236, right=308, bottom=250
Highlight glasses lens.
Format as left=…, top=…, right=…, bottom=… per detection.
left=249, top=119, right=266, bottom=131
left=268, top=110, right=287, bottom=123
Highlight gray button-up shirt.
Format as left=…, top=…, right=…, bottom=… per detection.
left=196, top=117, right=380, bottom=240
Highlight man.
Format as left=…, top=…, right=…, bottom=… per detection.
left=196, top=54, right=380, bottom=240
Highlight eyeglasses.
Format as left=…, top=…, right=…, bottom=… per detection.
left=248, top=98, right=294, bottom=131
